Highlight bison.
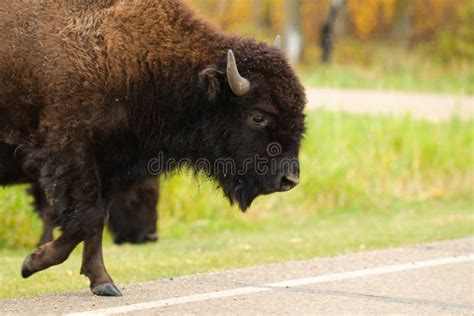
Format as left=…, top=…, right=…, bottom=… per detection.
left=29, top=178, right=160, bottom=246
left=0, top=0, right=306, bottom=296
left=106, top=177, right=159, bottom=244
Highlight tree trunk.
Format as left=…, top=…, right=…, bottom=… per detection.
left=284, top=0, right=302, bottom=64
left=320, top=0, right=344, bottom=63
left=392, top=0, right=411, bottom=50
left=218, top=0, right=229, bottom=29
left=252, top=0, right=264, bottom=30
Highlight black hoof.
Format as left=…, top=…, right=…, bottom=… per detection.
left=21, top=257, right=34, bottom=278
left=92, top=283, right=122, bottom=297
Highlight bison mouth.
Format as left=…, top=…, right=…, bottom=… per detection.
left=222, top=170, right=300, bottom=212
left=220, top=176, right=260, bottom=212
left=231, top=183, right=258, bottom=212
left=225, top=177, right=275, bottom=212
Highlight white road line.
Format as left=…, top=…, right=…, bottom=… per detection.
left=67, top=254, right=474, bottom=316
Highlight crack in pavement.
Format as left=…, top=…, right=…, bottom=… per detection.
left=162, top=277, right=474, bottom=312
left=264, top=287, right=474, bottom=311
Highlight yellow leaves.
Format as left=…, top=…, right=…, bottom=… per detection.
left=267, top=0, right=285, bottom=35
left=187, top=0, right=284, bottom=38
left=348, top=0, right=380, bottom=40
left=380, top=0, right=397, bottom=25
left=347, top=0, right=398, bottom=40
left=301, top=0, right=329, bottom=45
left=186, top=0, right=469, bottom=51
left=411, top=0, right=465, bottom=41
left=219, top=0, right=252, bottom=31
left=347, top=0, right=467, bottom=42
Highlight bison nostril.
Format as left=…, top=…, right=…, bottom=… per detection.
left=279, top=174, right=299, bottom=191
left=146, top=232, right=158, bottom=241
left=285, top=174, right=300, bottom=185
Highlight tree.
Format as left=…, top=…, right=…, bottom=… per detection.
left=284, top=0, right=302, bottom=64
left=321, top=0, right=344, bottom=63
left=392, top=0, right=411, bottom=50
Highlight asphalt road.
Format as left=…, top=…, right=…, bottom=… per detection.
left=2, top=237, right=473, bottom=315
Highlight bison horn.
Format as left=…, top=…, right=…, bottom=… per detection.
left=226, top=50, right=250, bottom=96
left=273, top=35, right=282, bottom=48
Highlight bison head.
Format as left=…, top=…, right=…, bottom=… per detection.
left=194, top=40, right=306, bottom=211
left=107, top=178, right=159, bottom=244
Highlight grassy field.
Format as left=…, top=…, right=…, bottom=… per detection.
left=299, top=63, right=474, bottom=94
left=298, top=43, right=474, bottom=94
left=0, top=109, right=473, bottom=298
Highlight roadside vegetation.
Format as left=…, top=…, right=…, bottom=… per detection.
left=1, top=109, right=472, bottom=298
left=298, top=42, right=474, bottom=94
left=188, top=0, right=474, bottom=95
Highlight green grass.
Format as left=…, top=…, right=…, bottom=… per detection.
left=299, top=43, right=474, bottom=94
left=0, top=109, right=473, bottom=298
left=1, top=201, right=472, bottom=298
left=299, top=63, right=474, bottom=94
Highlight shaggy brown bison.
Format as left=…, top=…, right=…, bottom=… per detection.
left=29, top=178, right=160, bottom=246
left=0, top=0, right=306, bottom=296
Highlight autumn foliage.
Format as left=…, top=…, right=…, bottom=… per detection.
left=187, top=0, right=473, bottom=63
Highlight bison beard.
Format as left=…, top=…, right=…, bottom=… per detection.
left=0, top=0, right=306, bottom=296
left=29, top=178, right=159, bottom=246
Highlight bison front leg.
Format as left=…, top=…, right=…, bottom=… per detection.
left=21, top=234, right=81, bottom=278
left=28, top=183, right=55, bottom=246
left=81, top=222, right=122, bottom=296
left=20, top=144, right=120, bottom=296
left=37, top=222, right=54, bottom=246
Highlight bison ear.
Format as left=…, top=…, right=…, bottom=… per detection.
left=198, top=66, right=224, bottom=102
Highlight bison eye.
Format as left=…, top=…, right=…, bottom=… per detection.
left=252, top=114, right=266, bottom=126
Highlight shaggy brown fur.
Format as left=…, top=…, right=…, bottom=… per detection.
left=30, top=178, right=159, bottom=246
left=106, top=177, right=159, bottom=244
left=0, top=0, right=306, bottom=296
